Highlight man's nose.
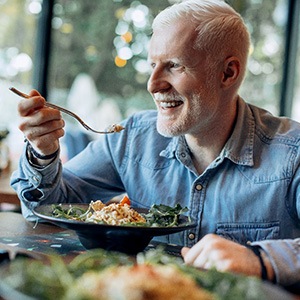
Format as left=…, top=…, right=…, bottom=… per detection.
left=147, top=69, right=170, bottom=94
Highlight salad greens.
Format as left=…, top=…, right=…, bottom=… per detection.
left=139, top=247, right=265, bottom=300
left=0, top=248, right=266, bottom=300
left=144, top=203, right=189, bottom=227
left=51, top=203, right=190, bottom=227
left=52, top=205, right=89, bottom=221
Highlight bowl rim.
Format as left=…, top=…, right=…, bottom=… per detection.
left=33, top=203, right=197, bottom=234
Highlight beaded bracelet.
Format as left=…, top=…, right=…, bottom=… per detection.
left=28, top=143, right=59, bottom=160
left=247, top=245, right=268, bottom=280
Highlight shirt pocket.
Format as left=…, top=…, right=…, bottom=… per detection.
left=216, top=222, right=280, bottom=245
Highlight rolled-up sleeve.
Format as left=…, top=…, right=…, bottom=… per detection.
left=254, top=239, right=300, bottom=286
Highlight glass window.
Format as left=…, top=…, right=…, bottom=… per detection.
left=48, top=1, right=172, bottom=131
left=291, top=25, right=300, bottom=122
left=229, top=0, right=288, bottom=116
left=0, top=0, right=41, bottom=161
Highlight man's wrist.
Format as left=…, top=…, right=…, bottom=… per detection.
left=28, top=143, right=59, bottom=160
left=247, top=245, right=275, bottom=282
left=27, top=144, right=59, bottom=168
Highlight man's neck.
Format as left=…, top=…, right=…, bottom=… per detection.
left=185, top=100, right=238, bottom=175
left=185, top=135, right=223, bottom=174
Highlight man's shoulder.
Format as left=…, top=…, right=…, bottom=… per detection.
left=249, top=104, right=300, bottom=145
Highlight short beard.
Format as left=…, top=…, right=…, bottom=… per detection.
left=156, top=122, right=182, bottom=138
left=156, top=93, right=202, bottom=138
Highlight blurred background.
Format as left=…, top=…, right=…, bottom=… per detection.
left=0, top=0, right=299, bottom=165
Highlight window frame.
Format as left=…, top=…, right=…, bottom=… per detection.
left=33, top=0, right=54, bottom=96
left=280, top=0, right=300, bottom=117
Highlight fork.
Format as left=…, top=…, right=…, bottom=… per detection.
left=9, top=87, right=125, bottom=134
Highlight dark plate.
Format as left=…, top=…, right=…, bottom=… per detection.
left=33, top=204, right=196, bottom=254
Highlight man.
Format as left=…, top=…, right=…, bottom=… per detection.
left=11, top=0, right=300, bottom=288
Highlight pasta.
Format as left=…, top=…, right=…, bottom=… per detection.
left=86, top=200, right=146, bottom=225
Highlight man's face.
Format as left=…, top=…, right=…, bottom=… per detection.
left=147, top=20, right=222, bottom=137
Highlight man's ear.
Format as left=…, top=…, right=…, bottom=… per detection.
left=222, top=57, right=240, bottom=88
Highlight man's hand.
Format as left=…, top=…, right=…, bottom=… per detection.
left=181, top=234, right=275, bottom=280
left=18, top=90, right=65, bottom=156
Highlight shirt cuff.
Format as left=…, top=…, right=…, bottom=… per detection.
left=252, top=238, right=300, bottom=286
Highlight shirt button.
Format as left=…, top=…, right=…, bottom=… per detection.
left=188, top=233, right=195, bottom=240
left=181, top=153, right=186, bottom=158
left=195, top=184, right=202, bottom=191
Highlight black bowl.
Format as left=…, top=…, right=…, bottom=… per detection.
left=33, top=204, right=196, bottom=255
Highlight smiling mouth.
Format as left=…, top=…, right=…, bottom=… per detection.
left=158, top=100, right=183, bottom=109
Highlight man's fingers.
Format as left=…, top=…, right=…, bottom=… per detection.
left=181, top=246, right=190, bottom=257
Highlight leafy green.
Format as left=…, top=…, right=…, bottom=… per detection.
left=51, top=203, right=190, bottom=227
left=52, top=204, right=89, bottom=221
left=179, top=265, right=263, bottom=300
left=2, top=256, right=71, bottom=300
left=1, top=248, right=266, bottom=300
left=1, top=249, right=131, bottom=300
left=143, top=203, right=189, bottom=227
left=138, top=247, right=264, bottom=300
left=68, top=249, right=134, bottom=278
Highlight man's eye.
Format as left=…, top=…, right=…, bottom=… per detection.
left=170, top=62, right=180, bottom=69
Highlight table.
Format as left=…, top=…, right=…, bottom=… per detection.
left=0, top=212, right=85, bottom=261
left=0, top=212, right=299, bottom=300
left=0, top=212, right=59, bottom=237
left=0, top=212, right=86, bottom=300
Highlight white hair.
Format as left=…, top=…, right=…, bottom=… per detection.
left=152, top=0, right=251, bottom=85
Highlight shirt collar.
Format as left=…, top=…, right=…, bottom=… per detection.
left=160, top=96, right=255, bottom=167
left=160, top=136, right=180, bottom=159
left=222, top=96, right=255, bottom=166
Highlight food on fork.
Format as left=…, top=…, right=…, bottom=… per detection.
left=105, top=123, right=125, bottom=133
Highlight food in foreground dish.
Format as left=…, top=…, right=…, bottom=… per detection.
left=75, top=264, right=214, bottom=300
left=51, top=196, right=190, bottom=227
left=0, top=248, right=268, bottom=300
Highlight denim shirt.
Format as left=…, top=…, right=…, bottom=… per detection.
left=11, top=97, right=300, bottom=286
